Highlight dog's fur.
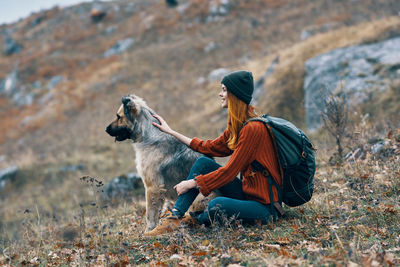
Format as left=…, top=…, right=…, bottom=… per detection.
left=106, top=94, right=205, bottom=232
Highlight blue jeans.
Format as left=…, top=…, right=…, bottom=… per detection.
left=173, top=156, right=273, bottom=225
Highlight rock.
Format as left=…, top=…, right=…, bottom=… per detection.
left=47, top=75, right=64, bottom=90
left=31, top=15, right=45, bottom=28
left=300, top=30, right=311, bottom=41
left=208, top=68, right=230, bottom=83
left=102, top=172, right=144, bottom=201
left=12, top=86, right=35, bottom=106
left=301, top=22, right=342, bottom=41
left=165, top=0, right=179, bottom=8
left=125, top=2, right=136, bottom=13
left=252, top=55, right=279, bottom=105
left=196, top=76, right=206, bottom=85
left=105, top=25, right=118, bottom=35
left=0, top=68, right=18, bottom=95
left=39, top=91, right=55, bottom=105
left=76, top=5, right=87, bottom=14
left=370, top=141, right=385, bottom=155
left=31, top=80, right=41, bottom=89
left=2, top=32, right=22, bottom=56
left=0, top=69, right=40, bottom=106
left=209, top=0, right=230, bottom=16
left=204, top=41, right=216, bottom=53
left=238, top=55, right=250, bottom=65
left=104, top=38, right=134, bottom=58
left=59, top=164, right=86, bottom=172
left=304, top=36, right=400, bottom=131
left=0, top=165, right=18, bottom=190
left=141, top=15, right=155, bottom=31
left=205, top=0, right=230, bottom=23
left=177, top=2, right=191, bottom=15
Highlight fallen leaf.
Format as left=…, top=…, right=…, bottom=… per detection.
left=383, top=204, right=397, bottom=214
left=153, top=242, right=162, bottom=248
left=264, top=244, right=280, bottom=251
left=348, top=261, right=359, bottom=267
left=202, top=239, right=209, bottom=246
left=192, top=251, right=207, bottom=257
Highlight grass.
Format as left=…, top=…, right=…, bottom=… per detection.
left=0, top=126, right=399, bottom=266
left=0, top=0, right=400, bottom=265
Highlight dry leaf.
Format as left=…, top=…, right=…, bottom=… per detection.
left=348, top=261, right=359, bottom=267
left=192, top=251, right=207, bottom=257
left=153, top=242, right=162, bottom=248
left=202, top=239, right=209, bottom=246
left=383, top=204, right=397, bottom=214
left=264, top=244, right=280, bottom=251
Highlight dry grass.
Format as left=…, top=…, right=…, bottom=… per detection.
left=0, top=1, right=400, bottom=265
left=0, top=128, right=399, bottom=265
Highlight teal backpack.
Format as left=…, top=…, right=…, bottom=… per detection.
left=244, top=114, right=316, bottom=215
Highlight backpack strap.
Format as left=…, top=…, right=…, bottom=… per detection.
left=251, top=160, right=285, bottom=217
left=246, top=117, right=285, bottom=217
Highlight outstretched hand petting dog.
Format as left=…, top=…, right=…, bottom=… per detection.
left=152, top=114, right=193, bottom=147
left=152, top=114, right=173, bottom=134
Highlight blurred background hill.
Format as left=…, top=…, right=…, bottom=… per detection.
left=0, top=0, right=399, bottom=261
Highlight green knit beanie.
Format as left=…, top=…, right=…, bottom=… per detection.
left=221, top=70, right=254, bottom=104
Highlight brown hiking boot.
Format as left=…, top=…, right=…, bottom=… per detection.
left=144, top=211, right=182, bottom=237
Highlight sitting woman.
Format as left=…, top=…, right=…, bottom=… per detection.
left=146, top=70, right=282, bottom=236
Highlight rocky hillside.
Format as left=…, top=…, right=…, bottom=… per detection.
left=0, top=0, right=399, bottom=167
left=1, top=1, right=400, bottom=264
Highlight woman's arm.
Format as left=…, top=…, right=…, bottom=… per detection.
left=195, top=122, right=264, bottom=196
left=153, top=114, right=232, bottom=157
left=190, top=129, right=232, bottom=157
left=152, top=114, right=192, bottom=146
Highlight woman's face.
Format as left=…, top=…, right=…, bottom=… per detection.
left=219, top=84, right=228, bottom=108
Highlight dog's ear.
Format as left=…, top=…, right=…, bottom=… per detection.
left=122, top=96, right=131, bottom=106
left=122, top=96, right=138, bottom=115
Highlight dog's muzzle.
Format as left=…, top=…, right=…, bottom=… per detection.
left=106, top=125, right=132, bottom=142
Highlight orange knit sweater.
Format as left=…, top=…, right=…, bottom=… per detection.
left=190, top=121, right=282, bottom=205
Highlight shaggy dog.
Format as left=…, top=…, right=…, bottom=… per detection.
left=106, top=94, right=205, bottom=232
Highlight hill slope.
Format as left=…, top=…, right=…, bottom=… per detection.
left=0, top=1, right=399, bottom=265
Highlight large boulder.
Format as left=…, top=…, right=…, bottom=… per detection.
left=0, top=165, right=18, bottom=190
left=304, top=36, right=400, bottom=132
left=102, top=172, right=144, bottom=201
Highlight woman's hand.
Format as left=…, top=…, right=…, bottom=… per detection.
left=152, top=114, right=173, bottom=134
left=174, top=179, right=197, bottom=195
left=152, top=114, right=193, bottom=146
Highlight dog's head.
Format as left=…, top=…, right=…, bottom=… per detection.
left=105, top=94, right=147, bottom=142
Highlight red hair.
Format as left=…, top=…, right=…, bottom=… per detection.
left=226, top=92, right=258, bottom=150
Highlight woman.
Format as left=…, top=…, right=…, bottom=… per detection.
left=146, top=70, right=282, bottom=236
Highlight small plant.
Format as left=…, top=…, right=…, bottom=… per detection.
left=320, top=84, right=349, bottom=162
